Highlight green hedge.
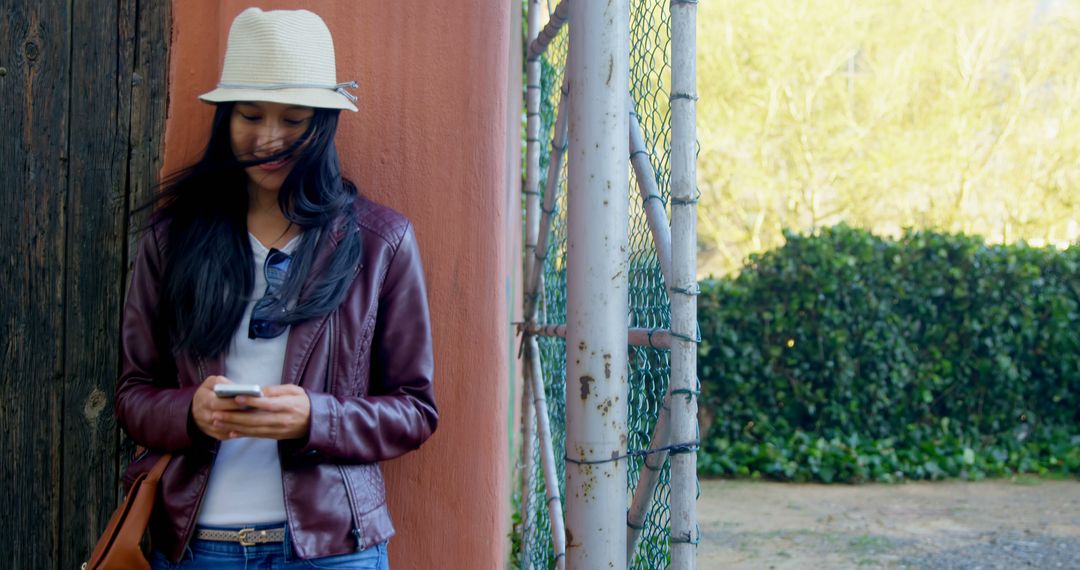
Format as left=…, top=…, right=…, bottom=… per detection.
left=698, top=225, right=1080, bottom=482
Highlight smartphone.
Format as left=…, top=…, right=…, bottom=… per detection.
left=213, top=384, right=263, bottom=398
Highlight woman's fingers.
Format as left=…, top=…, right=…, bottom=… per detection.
left=213, top=409, right=270, bottom=426
left=212, top=407, right=299, bottom=429
left=260, top=384, right=305, bottom=397
left=233, top=395, right=288, bottom=412
left=203, top=387, right=310, bottom=440
left=191, top=375, right=239, bottom=440
left=209, top=397, right=249, bottom=411
left=227, top=425, right=285, bottom=438
left=213, top=407, right=309, bottom=439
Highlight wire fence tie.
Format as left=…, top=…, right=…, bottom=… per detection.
left=669, top=525, right=701, bottom=546
left=642, top=194, right=665, bottom=207
left=670, top=91, right=699, bottom=102
left=670, top=388, right=701, bottom=403
left=667, top=442, right=700, bottom=456
left=671, top=186, right=702, bottom=207
left=565, top=440, right=700, bottom=466
left=668, top=283, right=700, bottom=297
left=669, top=329, right=701, bottom=344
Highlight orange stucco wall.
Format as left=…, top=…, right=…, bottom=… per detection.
left=163, top=2, right=512, bottom=567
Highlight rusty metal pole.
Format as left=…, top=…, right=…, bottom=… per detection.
left=565, top=0, right=630, bottom=566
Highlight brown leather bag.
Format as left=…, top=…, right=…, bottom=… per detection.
left=83, top=453, right=172, bottom=570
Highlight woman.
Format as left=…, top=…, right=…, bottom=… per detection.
left=115, top=8, right=436, bottom=569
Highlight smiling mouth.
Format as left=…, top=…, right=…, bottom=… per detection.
left=255, top=157, right=290, bottom=172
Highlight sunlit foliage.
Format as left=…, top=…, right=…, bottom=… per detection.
left=699, top=0, right=1080, bottom=275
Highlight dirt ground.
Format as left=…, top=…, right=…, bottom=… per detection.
left=697, top=477, right=1080, bottom=569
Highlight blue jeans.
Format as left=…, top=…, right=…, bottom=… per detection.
left=150, top=523, right=389, bottom=569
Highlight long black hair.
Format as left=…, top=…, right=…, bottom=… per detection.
left=144, top=102, right=362, bottom=358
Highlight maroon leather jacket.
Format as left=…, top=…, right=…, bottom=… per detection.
left=115, top=196, right=438, bottom=562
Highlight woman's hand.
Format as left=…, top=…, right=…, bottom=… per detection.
left=190, top=375, right=247, bottom=441
left=214, top=385, right=312, bottom=440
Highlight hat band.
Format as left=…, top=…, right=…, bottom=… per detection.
left=216, top=80, right=359, bottom=102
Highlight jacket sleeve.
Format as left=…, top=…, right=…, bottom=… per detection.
left=299, top=223, right=438, bottom=463
left=114, top=228, right=206, bottom=452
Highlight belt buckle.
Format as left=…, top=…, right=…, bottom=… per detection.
left=237, top=527, right=257, bottom=547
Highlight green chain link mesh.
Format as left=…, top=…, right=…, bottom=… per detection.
left=515, top=1, right=679, bottom=568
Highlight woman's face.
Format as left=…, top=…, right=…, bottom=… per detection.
left=229, top=101, right=315, bottom=194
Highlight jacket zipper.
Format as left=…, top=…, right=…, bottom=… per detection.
left=178, top=355, right=218, bottom=559
left=327, top=313, right=366, bottom=551
left=337, top=464, right=366, bottom=551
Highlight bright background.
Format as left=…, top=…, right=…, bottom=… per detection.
left=698, top=0, right=1080, bottom=276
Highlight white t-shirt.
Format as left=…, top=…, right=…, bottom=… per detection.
left=197, top=233, right=301, bottom=526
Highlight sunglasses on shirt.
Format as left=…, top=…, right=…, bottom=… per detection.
left=248, top=248, right=292, bottom=340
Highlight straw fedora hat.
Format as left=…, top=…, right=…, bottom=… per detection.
left=198, top=8, right=358, bottom=112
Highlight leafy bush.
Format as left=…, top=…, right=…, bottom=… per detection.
left=698, top=225, right=1080, bottom=482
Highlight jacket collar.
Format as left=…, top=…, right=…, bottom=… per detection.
left=203, top=201, right=358, bottom=384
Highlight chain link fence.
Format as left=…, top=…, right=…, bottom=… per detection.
left=516, top=1, right=679, bottom=567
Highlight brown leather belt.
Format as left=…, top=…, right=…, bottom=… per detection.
left=195, top=527, right=286, bottom=546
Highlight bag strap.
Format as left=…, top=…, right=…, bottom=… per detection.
left=146, top=453, right=172, bottom=481
left=81, top=451, right=174, bottom=570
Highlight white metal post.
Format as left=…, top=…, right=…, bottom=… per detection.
left=528, top=0, right=569, bottom=61
left=524, top=0, right=543, bottom=297
left=519, top=361, right=536, bottom=569
left=670, top=0, right=700, bottom=567
left=521, top=72, right=570, bottom=570
left=526, top=337, right=567, bottom=569
left=521, top=3, right=543, bottom=568
left=626, top=395, right=672, bottom=563
left=525, top=77, right=570, bottom=320
left=565, top=0, right=630, bottom=567
left=630, top=105, right=673, bottom=290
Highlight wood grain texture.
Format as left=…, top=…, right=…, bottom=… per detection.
left=0, top=0, right=169, bottom=567
left=60, top=0, right=129, bottom=565
left=0, top=0, right=70, bottom=567
left=115, top=4, right=170, bottom=562
left=125, top=0, right=170, bottom=259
